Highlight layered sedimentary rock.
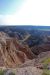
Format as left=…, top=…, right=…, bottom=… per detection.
left=31, top=44, right=50, bottom=55
left=0, top=32, right=35, bottom=68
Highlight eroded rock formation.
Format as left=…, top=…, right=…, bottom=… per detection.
left=0, top=32, right=35, bottom=68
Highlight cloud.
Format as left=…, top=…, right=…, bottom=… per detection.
left=0, top=0, right=50, bottom=25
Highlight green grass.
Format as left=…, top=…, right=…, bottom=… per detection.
left=41, top=58, right=50, bottom=75
left=41, top=58, right=50, bottom=65
left=42, top=69, right=50, bottom=75
left=0, top=70, right=4, bottom=75
left=0, top=69, right=15, bottom=75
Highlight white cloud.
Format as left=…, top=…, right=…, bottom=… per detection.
left=0, top=0, right=50, bottom=25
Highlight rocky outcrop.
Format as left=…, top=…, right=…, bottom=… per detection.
left=0, top=32, right=35, bottom=68
left=13, top=38, right=36, bottom=59
left=20, top=59, right=35, bottom=68
left=34, top=51, right=50, bottom=69
left=31, top=44, right=50, bottom=55
left=4, top=66, right=43, bottom=75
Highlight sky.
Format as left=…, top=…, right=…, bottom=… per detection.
left=0, top=0, right=50, bottom=25
left=0, top=0, right=24, bottom=14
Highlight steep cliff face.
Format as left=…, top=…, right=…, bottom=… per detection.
left=0, top=31, right=50, bottom=71
left=31, top=44, right=50, bottom=55
left=0, top=31, right=50, bottom=75
left=13, top=38, right=36, bottom=59
left=0, top=32, right=35, bottom=68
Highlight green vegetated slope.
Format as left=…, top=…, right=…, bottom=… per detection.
left=41, top=58, right=50, bottom=75
left=42, top=58, right=50, bottom=65
left=0, top=70, right=4, bottom=75
left=42, top=69, right=50, bottom=75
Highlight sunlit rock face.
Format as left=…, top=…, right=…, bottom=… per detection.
left=0, top=31, right=50, bottom=68
left=0, top=32, right=35, bottom=68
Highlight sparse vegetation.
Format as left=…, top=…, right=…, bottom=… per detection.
left=0, top=69, right=4, bottom=75
left=42, top=58, right=50, bottom=75
left=42, top=69, right=50, bottom=75
left=42, top=58, right=50, bottom=65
